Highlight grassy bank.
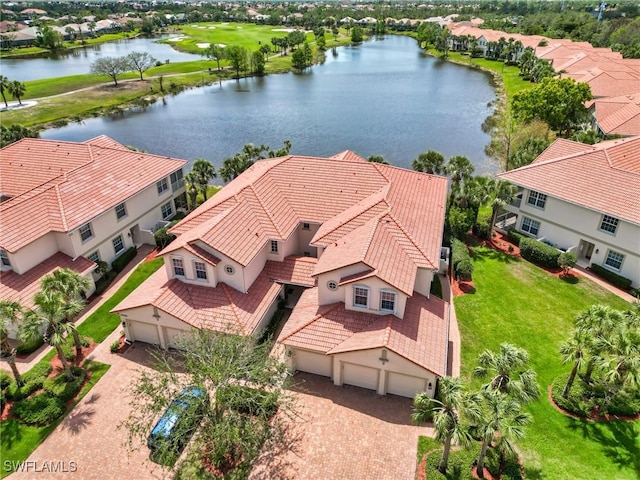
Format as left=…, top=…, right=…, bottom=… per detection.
left=455, top=246, right=636, bottom=479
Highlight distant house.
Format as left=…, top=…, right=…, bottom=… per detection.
left=0, top=136, right=188, bottom=332
left=497, top=136, right=640, bottom=288
left=113, top=151, right=450, bottom=398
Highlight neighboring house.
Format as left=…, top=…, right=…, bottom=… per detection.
left=497, top=136, right=640, bottom=288
left=113, top=151, right=450, bottom=398
left=0, top=136, right=188, bottom=335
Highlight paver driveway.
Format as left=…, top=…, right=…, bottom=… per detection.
left=251, top=372, right=431, bottom=480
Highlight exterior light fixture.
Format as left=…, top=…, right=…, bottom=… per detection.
left=428, top=382, right=433, bottom=390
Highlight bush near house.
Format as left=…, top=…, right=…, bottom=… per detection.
left=451, top=238, right=473, bottom=280
left=519, top=237, right=561, bottom=269
left=507, top=229, right=527, bottom=247
left=589, top=264, right=633, bottom=290
left=4, top=363, right=53, bottom=401
left=12, top=393, right=66, bottom=426
left=15, top=334, right=45, bottom=356
left=42, top=367, right=86, bottom=403
left=0, top=371, right=11, bottom=390
left=111, top=246, right=137, bottom=274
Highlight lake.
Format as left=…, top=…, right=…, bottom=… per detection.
left=39, top=35, right=498, bottom=176
left=1, top=36, right=199, bottom=81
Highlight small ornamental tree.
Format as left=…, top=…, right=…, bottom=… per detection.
left=557, top=251, right=577, bottom=277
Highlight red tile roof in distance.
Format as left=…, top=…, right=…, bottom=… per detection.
left=498, top=136, right=640, bottom=225
left=0, top=136, right=187, bottom=253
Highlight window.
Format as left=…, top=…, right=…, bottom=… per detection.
left=527, top=190, right=547, bottom=209
left=172, top=257, right=185, bottom=276
left=270, top=240, right=278, bottom=254
left=599, top=215, right=619, bottom=235
left=87, top=251, right=100, bottom=264
left=157, top=178, right=168, bottom=195
left=604, top=250, right=624, bottom=271
left=79, top=223, right=93, bottom=242
left=521, top=217, right=540, bottom=236
left=194, top=261, right=207, bottom=280
left=161, top=202, right=173, bottom=220
left=0, top=249, right=10, bottom=267
left=170, top=169, right=184, bottom=192
left=115, top=202, right=127, bottom=220
left=353, top=286, right=369, bottom=308
left=112, top=234, right=124, bottom=255
left=224, top=265, right=235, bottom=275
left=380, top=290, right=396, bottom=312
left=302, top=222, right=310, bottom=230
left=327, top=280, right=338, bottom=291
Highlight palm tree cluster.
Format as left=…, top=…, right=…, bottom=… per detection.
left=0, top=269, right=90, bottom=384
left=413, top=343, right=537, bottom=478
left=560, top=304, right=640, bottom=411
left=185, top=158, right=217, bottom=210
left=0, top=75, right=27, bottom=108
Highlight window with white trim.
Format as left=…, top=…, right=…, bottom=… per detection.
left=327, top=280, right=338, bottom=291
left=353, top=286, right=369, bottom=308
left=79, top=223, right=94, bottom=242
left=161, top=202, right=173, bottom=220
left=380, top=290, right=396, bottom=312
left=0, top=249, right=11, bottom=267
left=87, top=251, right=100, bottom=264
left=599, top=215, right=619, bottom=235
left=172, top=257, right=185, bottom=276
left=527, top=190, right=547, bottom=209
left=604, top=250, right=624, bottom=271
left=521, top=217, right=540, bottom=236
left=157, top=178, right=168, bottom=195
left=115, top=202, right=127, bottom=220
left=270, top=240, right=278, bottom=253
left=112, top=234, right=124, bottom=255
left=194, top=261, right=207, bottom=280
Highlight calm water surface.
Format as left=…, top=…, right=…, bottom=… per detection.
left=40, top=36, right=497, bottom=175
left=1, top=36, right=198, bottom=81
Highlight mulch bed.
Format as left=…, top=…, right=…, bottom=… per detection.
left=110, top=335, right=131, bottom=355
left=145, top=247, right=160, bottom=261
left=546, top=384, right=640, bottom=423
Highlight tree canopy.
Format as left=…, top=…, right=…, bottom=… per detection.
left=90, top=56, right=130, bottom=86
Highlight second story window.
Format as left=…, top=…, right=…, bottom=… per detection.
left=0, top=249, right=11, bottom=268
left=157, top=178, right=168, bottom=195
left=527, top=190, right=547, bottom=209
left=353, top=286, right=369, bottom=308
left=172, top=257, right=185, bottom=277
left=115, top=202, right=127, bottom=220
left=380, top=290, right=396, bottom=312
left=599, top=215, right=619, bottom=235
left=194, top=261, right=207, bottom=280
left=270, top=240, right=278, bottom=254
left=170, top=169, right=184, bottom=192
left=79, top=223, right=94, bottom=242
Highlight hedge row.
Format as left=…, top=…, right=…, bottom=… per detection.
left=451, top=238, right=473, bottom=281
left=507, top=229, right=527, bottom=247
left=43, top=367, right=86, bottom=402
left=111, top=246, right=137, bottom=274
left=13, top=393, right=65, bottom=426
left=589, top=264, right=633, bottom=290
left=4, top=363, right=53, bottom=402
left=519, top=237, right=562, bottom=269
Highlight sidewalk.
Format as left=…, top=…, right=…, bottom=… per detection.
left=2, top=244, right=154, bottom=375
left=574, top=265, right=637, bottom=303
left=439, top=274, right=461, bottom=378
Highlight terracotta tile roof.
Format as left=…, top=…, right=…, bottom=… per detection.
left=266, top=256, right=317, bottom=287
left=278, top=288, right=449, bottom=376
left=184, top=243, right=220, bottom=266
left=592, top=93, right=640, bottom=136
left=329, top=150, right=368, bottom=162
left=0, top=136, right=187, bottom=253
left=498, top=136, right=640, bottom=225
left=0, top=253, right=95, bottom=310
left=111, top=267, right=281, bottom=336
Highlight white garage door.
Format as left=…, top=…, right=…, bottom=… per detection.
left=165, top=327, right=189, bottom=349
left=294, top=349, right=332, bottom=377
left=130, top=321, right=160, bottom=345
left=342, top=362, right=379, bottom=392
left=387, top=372, right=427, bottom=398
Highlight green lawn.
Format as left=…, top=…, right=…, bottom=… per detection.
left=455, top=246, right=638, bottom=479
left=0, top=361, right=110, bottom=478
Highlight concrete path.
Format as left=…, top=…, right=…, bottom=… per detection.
left=439, top=274, right=461, bottom=378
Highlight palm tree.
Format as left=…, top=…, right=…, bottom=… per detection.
left=574, top=304, right=619, bottom=384
left=560, top=328, right=589, bottom=398
left=467, top=390, right=531, bottom=478
left=597, top=324, right=640, bottom=392
left=219, top=155, right=254, bottom=182
left=190, top=159, right=217, bottom=202
left=184, top=171, right=199, bottom=210
left=0, top=75, right=9, bottom=108
left=445, top=155, right=475, bottom=207
left=455, top=176, right=493, bottom=225
left=474, top=343, right=539, bottom=404
left=40, top=268, right=90, bottom=357
left=7, top=80, right=25, bottom=105
left=488, top=179, right=518, bottom=232
left=412, top=377, right=471, bottom=474
left=20, top=291, right=81, bottom=381
left=412, top=150, right=445, bottom=175
left=0, top=300, right=25, bottom=386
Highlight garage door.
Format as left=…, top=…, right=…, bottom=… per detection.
left=130, top=321, right=160, bottom=345
left=294, top=349, right=332, bottom=377
left=342, top=363, right=379, bottom=392
left=165, top=327, right=189, bottom=349
left=387, top=372, right=427, bottom=398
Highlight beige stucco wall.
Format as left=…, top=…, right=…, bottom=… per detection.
left=9, top=234, right=59, bottom=274
left=316, top=263, right=367, bottom=305
left=246, top=243, right=269, bottom=291
left=119, top=304, right=195, bottom=349
left=344, top=277, right=407, bottom=318
left=414, top=268, right=433, bottom=297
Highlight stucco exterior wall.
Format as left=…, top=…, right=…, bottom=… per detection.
left=414, top=268, right=433, bottom=297
left=316, top=263, right=367, bottom=306
left=345, top=277, right=407, bottom=318
left=119, top=304, right=193, bottom=349
left=10, top=234, right=59, bottom=274
left=246, top=244, right=269, bottom=291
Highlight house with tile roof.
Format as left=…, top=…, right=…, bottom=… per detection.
left=0, top=136, right=188, bottom=334
left=113, top=151, right=450, bottom=398
left=497, top=136, right=640, bottom=288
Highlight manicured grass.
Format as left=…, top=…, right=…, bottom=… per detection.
left=417, top=435, right=441, bottom=461
left=454, top=246, right=637, bottom=479
left=0, top=361, right=110, bottom=478
left=77, top=257, right=163, bottom=343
